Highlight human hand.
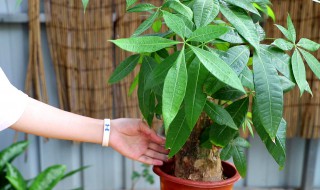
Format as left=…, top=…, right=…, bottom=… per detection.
left=109, top=118, right=169, bottom=165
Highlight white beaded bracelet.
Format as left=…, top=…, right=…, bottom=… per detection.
left=102, top=119, right=111, bottom=147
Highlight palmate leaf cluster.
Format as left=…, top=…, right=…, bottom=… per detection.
left=108, top=0, right=320, bottom=177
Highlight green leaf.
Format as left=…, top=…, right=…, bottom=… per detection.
left=243, top=118, right=254, bottom=137
left=185, top=58, right=208, bottom=129
left=29, top=165, right=66, bottom=190
left=61, top=166, right=90, bottom=181
left=219, top=29, right=245, bottom=44
left=256, top=23, right=266, bottom=41
left=204, top=101, right=237, bottom=130
left=5, top=163, right=26, bottom=190
left=82, top=0, right=89, bottom=12
left=272, top=38, right=294, bottom=51
left=165, top=109, right=192, bottom=157
left=132, top=11, right=159, bottom=37
left=220, top=4, right=260, bottom=51
left=163, top=49, right=187, bottom=130
left=220, top=144, right=232, bottom=160
left=162, top=10, right=191, bottom=38
left=131, top=171, right=141, bottom=181
left=214, top=42, right=231, bottom=51
left=297, top=38, right=320, bottom=52
left=127, top=3, right=157, bottom=13
left=190, top=46, right=245, bottom=93
left=273, top=119, right=287, bottom=168
left=175, top=14, right=195, bottom=38
left=227, top=98, right=250, bottom=128
left=239, top=66, right=254, bottom=90
left=286, top=14, right=296, bottom=43
left=108, top=54, right=140, bottom=84
left=162, top=0, right=193, bottom=21
left=193, top=0, right=219, bottom=28
left=128, top=74, right=139, bottom=96
left=154, top=94, right=163, bottom=116
left=279, top=75, right=296, bottom=93
left=212, top=86, right=244, bottom=101
left=156, top=49, right=169, bottom=59
left=138, top=57, right=157, bottom=125
left=16, top=0, right=23, bottom=7
left=253, top=3, right=275, bottom=21
left=146, top=30, right=174, bottom=38
left=299, top=48, right=320, bottom=80
left=110, top=36, right=180, bottom=53
left=203, top=75, right=225, bottom=95
left=275, top=24, right=291, bottom=42
left=225, top=0, right=260, bottom=16
left=221, top=137, right=249, bottom=177
left=231, top=139, right=248, bottom=177
left=199, top=127, right=212, bottom=149
left=0, top=141, right=29, bottom=171
left=183, top=0, right=196, bottom=7
left=209, top=98, right=249, bottom=147
left=253, top=52, right=283, bottom=140
left=220, top=45, right=250, bottom=75
left=126, top=0, right=137, bottom=9
left=145, top=51, right=180, bottom=90
left=152, top=19, right=162, bottom=33
left=292, top=49, right=311, bottom=96
left=209, top=123, right=237, bottom=147
left=252, top=102, right=286, bottom=168
left=260, top=45, right=292, bottom=80
left=266, top=5, right=276, bottom=22
left=188, top=25, right=229, bottom=43
left=234, top=137, right=250, bottom=148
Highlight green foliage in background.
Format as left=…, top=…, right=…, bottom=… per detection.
left=0, top=141, right=88, bottom=190
left=131, top=164, right=154, bottom=189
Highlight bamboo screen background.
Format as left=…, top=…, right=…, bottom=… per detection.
left=42, top=0, right=319, bottom=138
left=265, top=0, right=320, bottom=138
left=43, top=0, right=163, bottom=123
left=26, top=0, right=48, bottom=103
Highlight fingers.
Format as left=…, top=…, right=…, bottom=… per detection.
left=139, top=120, right=166, bottom=145
left=149, top=142, right=170, bottom=154
left=145, top=149, right=168, bottom=162
left=150, top=132, right=166, bottom=145
left=137, top=155, right=164, bottom=166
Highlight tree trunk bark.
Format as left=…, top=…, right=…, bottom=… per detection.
left=174, top=116, right=224, bottom=181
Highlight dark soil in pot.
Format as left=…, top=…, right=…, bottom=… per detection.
left=153, top=161, right=240, bottom=190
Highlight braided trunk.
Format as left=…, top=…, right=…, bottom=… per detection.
left=174, top=116, right=224, bottom=181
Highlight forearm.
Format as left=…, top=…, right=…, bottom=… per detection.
left=9, top=97, right=168, bottom=165
left=11, top=97, right=104, bottom=144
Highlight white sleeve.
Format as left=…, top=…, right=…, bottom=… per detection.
left=0, top=68, right=28, bottom=131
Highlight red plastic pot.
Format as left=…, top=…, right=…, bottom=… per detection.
left=153, top=161, right=240, bottom=190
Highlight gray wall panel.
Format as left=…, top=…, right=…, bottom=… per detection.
left=315, top=140, right=320, bottom=187
left=284, top=138, right=305, bottom=187
left=247, top=137, right=305, bottom=188
left=81, top=144, right=124, bottom=190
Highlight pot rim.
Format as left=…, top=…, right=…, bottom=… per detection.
left=153, top=161, right=241, bottom=188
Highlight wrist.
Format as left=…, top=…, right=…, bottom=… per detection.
left=108, top=119, right=115, bottom=149
left=102, top=119, right=111, bottom=147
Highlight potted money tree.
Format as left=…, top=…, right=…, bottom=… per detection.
left=106, top=0, right=320, bottom=189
